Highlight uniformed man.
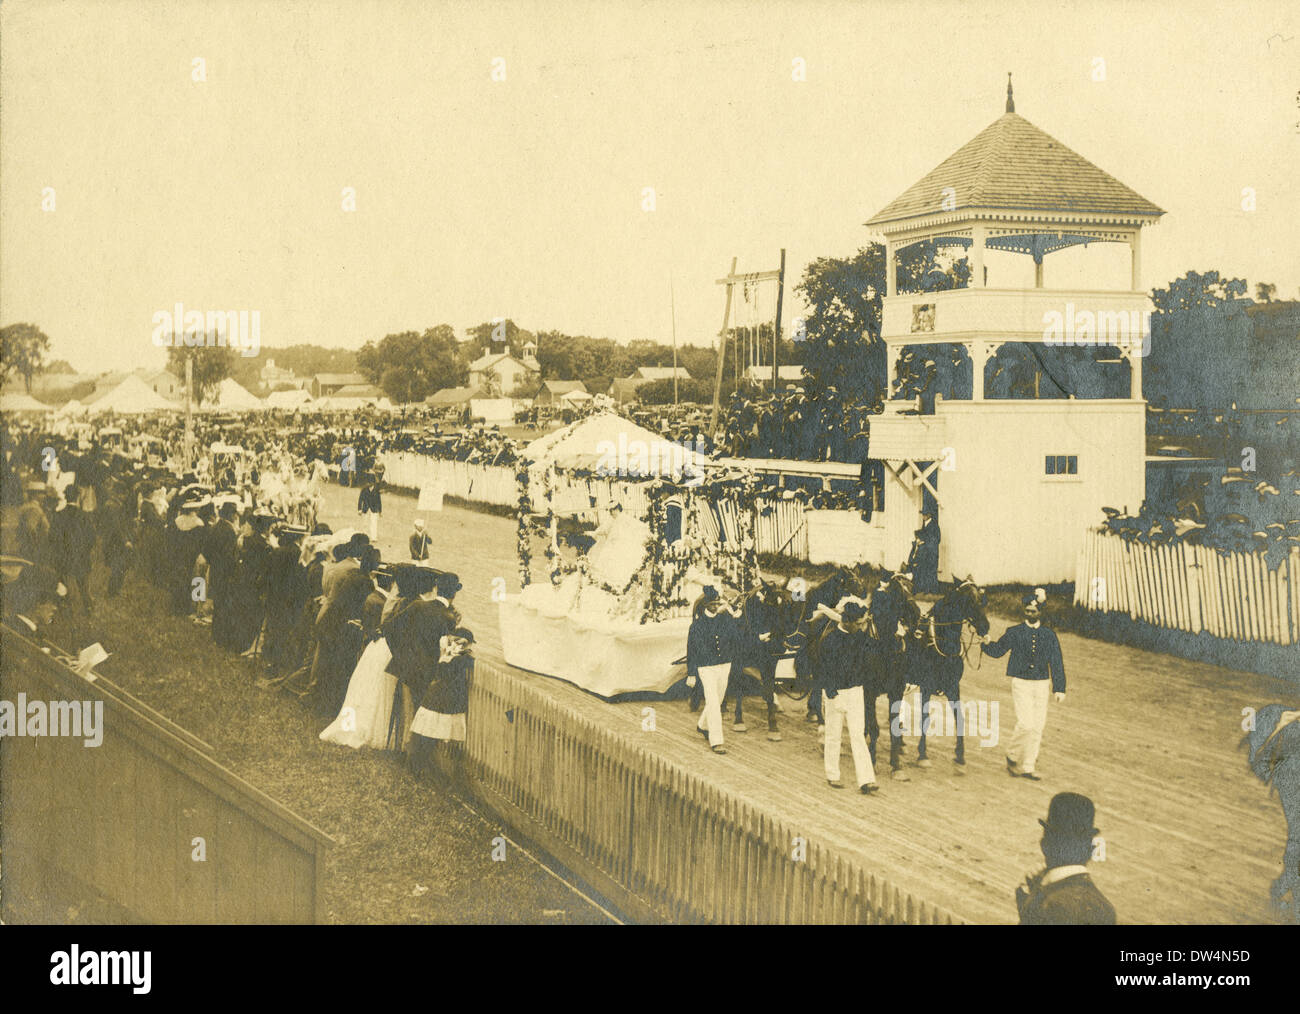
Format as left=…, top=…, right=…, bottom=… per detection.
left=1016, top=792, right=1115, bottom=925
left=983, top=590, right=1066, bottom=781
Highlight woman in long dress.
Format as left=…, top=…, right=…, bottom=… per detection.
left=319, top=565, right=416, bottom=749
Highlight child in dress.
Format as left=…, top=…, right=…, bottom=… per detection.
left=408, top=627, right=475, bottom=788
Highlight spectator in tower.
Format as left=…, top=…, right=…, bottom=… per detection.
left=1016, top=792, right=1115, bottom=924
left=686, top=586, right=739, bottom=755
left=983, top=588, right=1066, bottom=781
left=818, top=600, right=879, bottom=794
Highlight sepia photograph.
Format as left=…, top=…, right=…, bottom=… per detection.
left=1, top=0, right=1297, bottom=987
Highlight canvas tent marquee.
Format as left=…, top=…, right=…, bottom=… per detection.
left=201, top=378, right=264, bottom=411
left=88, top=375, right=178, bottom=414
left=0, top=392, right=51, bottom=413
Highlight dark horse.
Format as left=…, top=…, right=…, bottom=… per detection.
left=863, top=573, right=920, bottom=778
left=724, top=580, right=801, bottom=741
left=1242, top=703, right=1300, bottom=922
left=903, top=577, right=990, bottom=768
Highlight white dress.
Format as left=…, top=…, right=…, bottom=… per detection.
left=319, top=599, right=400, bottom=749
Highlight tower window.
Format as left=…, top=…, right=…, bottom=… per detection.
left=1045, top=454, right=1078, bottom=475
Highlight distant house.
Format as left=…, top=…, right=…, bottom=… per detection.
left=311, top=372, right=367, bottom=399
left=260, top=358, right=303, bottom=388
left=743, top=365, right=805, bottom=387
left=467, top=345, right=541, bottom=397
left=332, top=383, right=384, bottom=400
left=138, top=368, right=185, bottom=401
left=609, top=365, right=691, bottom=403
left=533, top=379, right=588, bottom=408
left=425, top=386, right=483, bottom=408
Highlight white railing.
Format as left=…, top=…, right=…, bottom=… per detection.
left=1074, top=527, right=1299, bottom=645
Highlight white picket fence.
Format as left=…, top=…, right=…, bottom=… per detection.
left=1074, top=528, right=1300, bottom=645
left=378, top=451, right=810, bottom=558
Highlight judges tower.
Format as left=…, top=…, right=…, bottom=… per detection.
left=865, top=79, right=1164, bottom=583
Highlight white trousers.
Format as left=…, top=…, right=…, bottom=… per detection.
left=1008, top=677, right=1051, bottom=772
left=695, top=663, right=730, bottom=748
left=823, top=686, right=876, bottom=787
left=367, top=511, right=379, bottom=541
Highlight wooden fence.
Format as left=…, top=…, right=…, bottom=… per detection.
left=464, top=659, right=958, bottom=924
left=0, top=626, right=334, bottom=923
left=1074, top=528, right=1300, bottom=645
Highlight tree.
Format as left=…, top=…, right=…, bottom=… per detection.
left=1, top=323, right=52, bottom=393
left=466, top=319, right=534, bottom=360
left=167, top=339, right=237, bottom=406
left=796, top=241, right=967, bottom=410
left=1255, top=281, right=1276, bottom=303
left=357, top=325, right=465, bottom=403
left=1147, top=270, right=1250, bottom=408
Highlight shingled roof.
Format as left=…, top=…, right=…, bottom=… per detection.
left=866, top=111, right=1164, bottom=227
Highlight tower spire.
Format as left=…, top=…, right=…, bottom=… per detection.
left=1006, top=72, right=1014, bottom=113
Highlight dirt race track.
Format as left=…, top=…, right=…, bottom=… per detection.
left=328, top=482, right=1299, bottom=924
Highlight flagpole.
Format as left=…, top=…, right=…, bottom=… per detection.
left=670, top=274, right=679, bottom=407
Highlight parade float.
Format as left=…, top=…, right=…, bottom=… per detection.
left=498, top=412, right=765, bottom=697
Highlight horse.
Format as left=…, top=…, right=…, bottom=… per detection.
left=862, top=573, right=921, bottom=778
left=1242, top=703, right=1300, bottom=922
left=903, top=577, right=990, bottom=769
left=724, top=580, right=801, bottom=741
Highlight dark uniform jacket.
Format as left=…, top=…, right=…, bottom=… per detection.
left=686, top=612, right=738, bottom=677
left=984, top=622, right=1066, bottom=692
left=817, top=625, right=870, bottom=697
left=1018, top=869, right=1116, bottom=925
left=357, top=484, right=383, bottom=514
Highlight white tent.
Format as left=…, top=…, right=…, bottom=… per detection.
left=201, top=377, right=263, bottom=411
left=265, top=389, right=314, bottom=410
left=56, top=398, right=89, bottom=417
left=524, top=410, right=706, bottom=476
left=558, top=389, right=594, bottom=406
left=468, top=398, right=514, bottom=425
left=88, top=375, right=178, bottom=414
left=0, top=392, right=51, bottom=413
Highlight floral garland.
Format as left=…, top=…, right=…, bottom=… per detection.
left=515, top=462, right=533, bottom=587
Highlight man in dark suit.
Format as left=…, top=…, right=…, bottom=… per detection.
left=51, top=481, right=97, bottom=615
left=206, top=501, right=241, bottom=649
left=1017, top=792, right=1115, bottom=925
left=983, top=591, right=1066, bottom=780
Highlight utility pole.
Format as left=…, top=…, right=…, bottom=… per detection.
left=709, top=256, right=738, bottom=435
left=772, top=248, right=786, bottom=394
left=711, top=256, right=784, bottom=433
left=184, top=355, right=194, bottom=468
left=670, top=274, right=679, bottom=407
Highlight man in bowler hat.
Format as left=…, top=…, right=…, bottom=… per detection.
left=1016, top=792, right=1115, bottom=924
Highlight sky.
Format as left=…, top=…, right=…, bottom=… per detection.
left=2, top=0, right=1297, bottom=375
